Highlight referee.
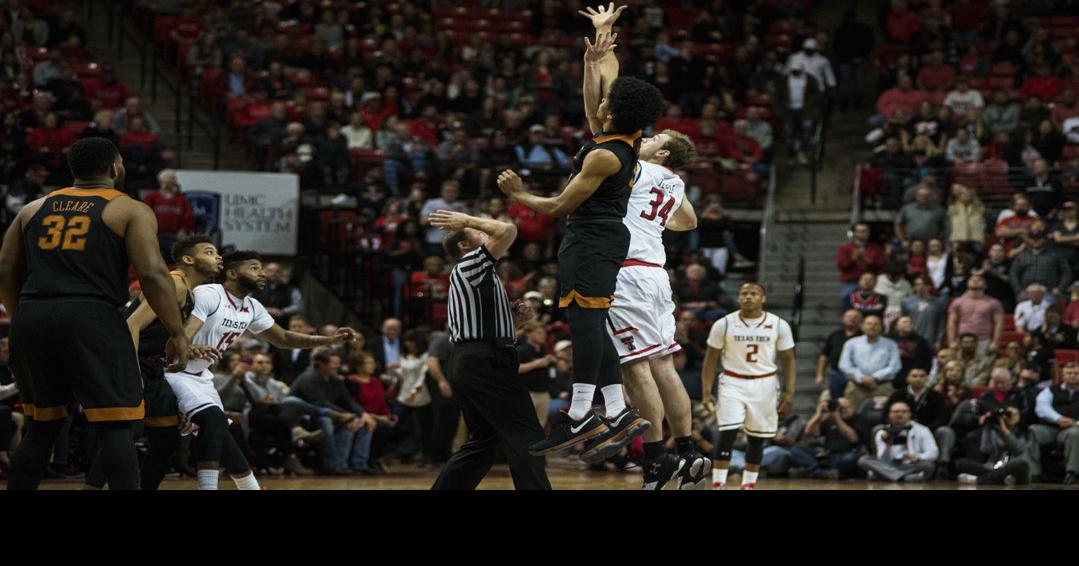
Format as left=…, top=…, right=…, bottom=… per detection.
left=428, top=209, right=551, bottom=490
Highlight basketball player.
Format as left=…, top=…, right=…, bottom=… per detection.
left=165, top=251, right=360, bottom=490
left=0, top=138, right=191, bottom=490
left=578, top=5, right=710, bottom=489
left=83, top=235, right=223, bottom=490
left=497, top=8, right=665, bottom=460
left=700, top=283, right=796, bottom=490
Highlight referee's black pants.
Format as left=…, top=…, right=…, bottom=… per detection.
left=432, top=342, right=551, bottom=490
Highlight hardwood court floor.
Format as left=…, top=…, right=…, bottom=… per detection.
left=33, top=463, right=1075, bottom=490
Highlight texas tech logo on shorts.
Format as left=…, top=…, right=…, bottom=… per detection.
left=620, top=335, right=636, bottom=351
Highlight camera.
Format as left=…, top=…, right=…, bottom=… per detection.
left=984, top=407, right=1008, bottom=427
left=826, top=399, right=839, bottom=412
left=884, top=425, right=909, bottom=443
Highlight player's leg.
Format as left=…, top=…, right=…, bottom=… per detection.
left=712, top=377, right=747, bottom=489
left=740, top=378, right=781, bottom=490
left=142, top=365, right=181, bottom=490
left=190, top=407, right=230, bottom=490
left=6, top=303, right=72, bottom=490
left=93, top=421, right=140, bottom=490
left=651, top=354, right=711, bottom=488
left=219, top=427, right=260, bottom=490
left=619, top=357, right=681, bottom=488
left=142, top=425, right=180, bottom=490
left=432, top=352, right=501, bottom=490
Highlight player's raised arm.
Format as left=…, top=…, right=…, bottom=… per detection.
left=497, top=150, right=621, bottom=217
left=430, top=209, right=517, bottom=260
left=0, top=200, right=38, bottom=315
left=583, top=32, right=618, bottom=135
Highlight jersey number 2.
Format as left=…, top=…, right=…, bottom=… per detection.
left=37, top=215, right=90, bottom=251
left=640, top=188, right=675, bottom=226
left=745, top=344, right=759, bottom=363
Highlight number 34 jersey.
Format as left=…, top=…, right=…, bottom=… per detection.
left=184, top=284, right=275, bottom=374
left=623, top=161, right=685, bottom=266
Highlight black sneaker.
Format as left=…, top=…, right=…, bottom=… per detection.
left=579, top=408, right=651, bottom=464
left=528, top=410, right=609, bottom=456
left=677, top=450, right=712, bottom=490
left=642, top=454, right=685, bottom=490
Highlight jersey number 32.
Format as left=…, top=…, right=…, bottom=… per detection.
left=37, top=215, right=90, bottom=251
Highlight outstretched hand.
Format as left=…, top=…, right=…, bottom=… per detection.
left=578, top=3, right=627, bottom=30
left=583, top=32, right=617, bottom=64
left=333, top=327, right=361, bottom=345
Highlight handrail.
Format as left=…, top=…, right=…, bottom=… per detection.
left=109, top=1, right=222, bottom=169
left=809, top=119, right=826, bottom=204
left=850, top=163, right=862, bottom=225
left=791, top=256, right=805, bottom=343
left=756, top=164, right=777, bottom=282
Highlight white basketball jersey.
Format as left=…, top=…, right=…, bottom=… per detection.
left=623, top=161, right=685, bottom=265
left=184, top=284, right=276, bottom=374
left=706, top=311, right=795, bottom=377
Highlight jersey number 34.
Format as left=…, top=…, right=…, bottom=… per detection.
left=640, top=188, right=675, bottom=226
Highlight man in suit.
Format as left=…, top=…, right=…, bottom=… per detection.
left=368, top=318, right=403, bottom=375
left=272, top=314, right=314, bottom=385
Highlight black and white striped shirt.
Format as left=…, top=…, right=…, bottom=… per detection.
left=448, top=245, right=514, bottom=343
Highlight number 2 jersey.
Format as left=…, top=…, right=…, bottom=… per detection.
left=21, top=188, right=130, bottom=306
left=623, top=161, right=685, bottom=265
left=182, top=284, right=275, bottom=375
left=706, top=312, right=795, bottom=378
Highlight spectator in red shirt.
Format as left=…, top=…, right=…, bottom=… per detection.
left=837, top=222, right=886, bottom=297
left=876, top=74, right=928, bottom=120
left=508, top=185, right=556, bottom=244
left=654, top=104, right=696, bottom=134
left=690, top=119, right=734, bottom=160
left=994, top=193, right=1040, bottom=258
left=143, top=169, right=195, bottom=261
left=409, top=104, right=441, bottom=148
left=25, top=112, right=75, bottom=169
left=84, top=65, right=130, bottom=111
left=916, top=50, right=956, bottom=92
left=409, top=255, right=449, bottom=326
left=727, top=119, right=765, bottom=172
left=118, top=116, right=164, bottom=178
left=345, top=351, right=398, bottom=474
left=1019, top=64, right=1063, bottom=103
left=886, top=0, right=921, bottom=44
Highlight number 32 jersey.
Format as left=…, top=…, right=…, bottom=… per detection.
left=184, top=284, right=275, bottom=374
left=706, top=312, right=795, bottom=378
left=624, top=161, right=685, bottom=265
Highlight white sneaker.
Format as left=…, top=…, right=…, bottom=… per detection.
left=957, top=473, right=978, bottom=484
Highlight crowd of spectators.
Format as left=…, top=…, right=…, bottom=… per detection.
left=0, top=1, right=171, bottom=196
left=821, top=0, right=1079, bottom=485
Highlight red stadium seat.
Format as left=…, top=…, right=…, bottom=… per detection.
left=1002, top=314, right=1015, bottom=332
left=63, top=121, right=89, bottom=136
left=74, top=62, right=101, bottom=78
left=999, top=330, right=1024, bottom=347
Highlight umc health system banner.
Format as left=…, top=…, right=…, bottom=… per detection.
left=174, top=170, right=299, bottom=256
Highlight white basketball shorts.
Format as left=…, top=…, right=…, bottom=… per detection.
left=715, top=374, right=779, bottom=438
left=606, top=263, right=681, bottom=365
left=164, top=369, right=224, bottom=417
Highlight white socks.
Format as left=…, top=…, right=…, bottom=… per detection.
left=742, top=470, right=759, bottom=486
left=197, top=469, right=219, bottom=490
left=712, top=467, right=729, bottom=486
left=601, top=384, right=626, bottom=417
left=568, top=384, right=597, bottom=421
left=232, top=472, right=261, bottom=491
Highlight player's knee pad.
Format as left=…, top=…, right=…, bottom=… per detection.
left=716, top=429, right=738, bottom=461
left=191, top=408, right=228, bottom=463
left=745, top=435, right=765, bottom=465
